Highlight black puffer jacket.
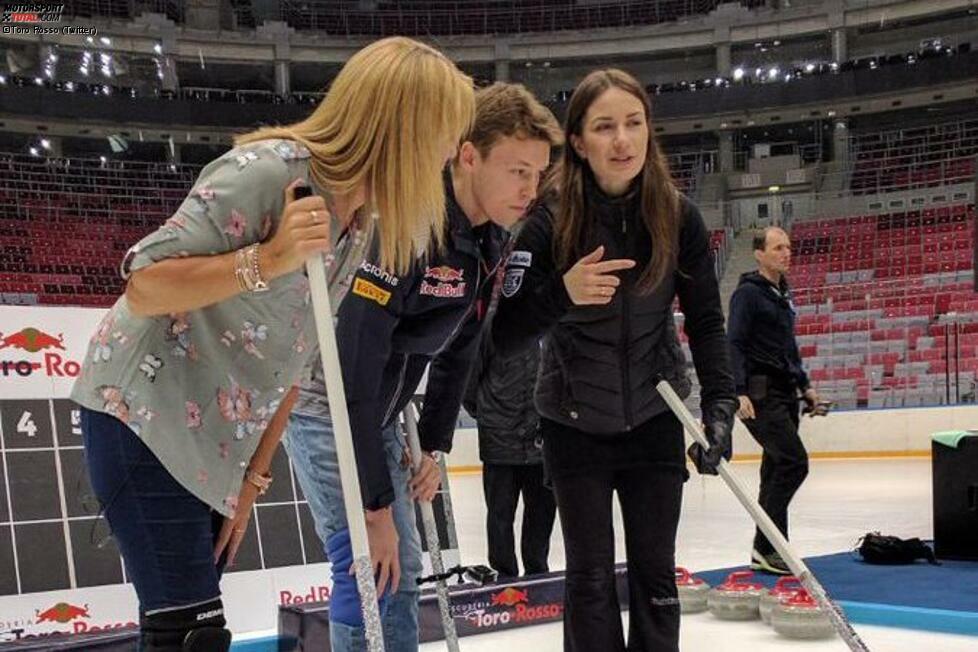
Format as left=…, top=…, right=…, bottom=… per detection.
left=492, top=183, right=735, bottom=434
left=463, top=323, right=542, bottom=465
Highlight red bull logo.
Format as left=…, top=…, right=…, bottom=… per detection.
left=35, top=602, right=89, bottom=624
left=421, top=265, right=466, bottom=298
left=425, top=266, right=464, bottom=283
left=280, top=585, right=330, bottom=605
left=490, top=587, right=529, bottom=607
left=0, top=327, right=66, bottom=353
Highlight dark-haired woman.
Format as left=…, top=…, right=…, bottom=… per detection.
left=492, top=69, right=737, bottom=651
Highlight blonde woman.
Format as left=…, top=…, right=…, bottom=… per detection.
left=70, top=37, right=473, bottom=652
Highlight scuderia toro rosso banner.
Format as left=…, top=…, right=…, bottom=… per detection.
left=0, top=306, right=103, bottom=398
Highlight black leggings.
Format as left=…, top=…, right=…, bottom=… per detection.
left=544, top=420, right=685, bottom=652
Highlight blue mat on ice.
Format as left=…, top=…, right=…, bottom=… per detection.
left=696, top=550, right=978, bottom=635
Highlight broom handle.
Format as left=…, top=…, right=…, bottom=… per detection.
left=307, top=254, right=385, bottom=652
left=402, top=402, right=461, bottom=651
left=656, top=381, right=870, bottom=651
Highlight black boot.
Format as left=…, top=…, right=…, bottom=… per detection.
left=182, top=627, right=231, bottom=651
left=140, top=599, right=231, bottom=652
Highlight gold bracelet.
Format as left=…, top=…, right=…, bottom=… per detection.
left=233, top=244, right=269, bottom=293
left=234, top=248, right=251, bottom=292
left=248, top=244, right=268, bottom=292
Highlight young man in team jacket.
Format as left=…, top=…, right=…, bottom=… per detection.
left=286, top=83, right=562, bottom=652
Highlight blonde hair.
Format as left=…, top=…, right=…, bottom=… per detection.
left=237, top=37, right=475, bottom=275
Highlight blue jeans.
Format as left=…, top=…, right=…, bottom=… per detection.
left=285, top=412, right=422, bottom=652
left=80, top=407, right=225, bottom=615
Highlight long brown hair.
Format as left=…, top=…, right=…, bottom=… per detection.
left=555, top=69, right=680, bottom=293
left=237, top=37, right=474, bottom=276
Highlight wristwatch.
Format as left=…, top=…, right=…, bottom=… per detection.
left=424, top=450, right=443, bottom=464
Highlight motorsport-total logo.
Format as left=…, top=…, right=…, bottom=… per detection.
left=0, top=2, right=64, bottom=22
left=1, top=2, right=96, bottom=36
left=458, top=586, right=563, bottom=630
left=0, top=326, right=81, bottom=378
left=0, top=602, right=136, bottom=641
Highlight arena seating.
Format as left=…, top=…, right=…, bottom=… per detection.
left=849, top=118, right=978, bottom=194
left=0, top=153, right=195, bottom=307
left=62, top=1, right=766, bottom=35
left=787, top=204, right=976, bottom=408
left=668, top=150, right=713, bottom=195
left=678, top=203, right=975, bottom=411
left=0, top=148, right=718, bottom=309
left=2, top=145, right=969, bottom=412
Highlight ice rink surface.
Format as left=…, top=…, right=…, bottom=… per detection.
left=418, top=457, right=974, bottom=651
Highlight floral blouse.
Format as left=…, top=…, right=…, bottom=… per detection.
left=70, top=139, right=373, bottom=517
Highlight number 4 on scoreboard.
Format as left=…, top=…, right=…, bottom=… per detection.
left=18, top=411, right=37, bottom=438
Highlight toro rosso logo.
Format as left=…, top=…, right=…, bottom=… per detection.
left=35, top=602, right=89, bottom=624
left=464, top=586, right=562, bottom=629
left=0, top=327, right=66, bottom=353
left=0, top=326, right=80, bottom=378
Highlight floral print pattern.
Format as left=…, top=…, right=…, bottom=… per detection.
left=98, top=385, right=131, bottom=423
left=223, top=209, right=247, bottom=239
left=241, top=321, right=268, bottom=359
left=166, top=313, right=198, bottom=360
left=185, top=401, right=202, bottom=430
left=91, top=312, right=116, bottom=363
left=71, top=139, right=374, bottom=517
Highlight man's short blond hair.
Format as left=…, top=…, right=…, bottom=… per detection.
left=467, top=82, right=563, bottom=156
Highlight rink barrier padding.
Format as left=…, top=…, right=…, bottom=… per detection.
left=0, top=627, right=138, bottom=649
left=278, top=563, right=630, bottom=649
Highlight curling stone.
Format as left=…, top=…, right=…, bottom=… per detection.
left=770, top=589, right=836, bottom=640
left=707, top=570, right=764, bottom=621
left=675, top=567, right=710, bottom=614
left=759, top=576, right=803, bottom=624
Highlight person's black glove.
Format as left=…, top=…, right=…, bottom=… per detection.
left=687, top=398, right=737, bottom=475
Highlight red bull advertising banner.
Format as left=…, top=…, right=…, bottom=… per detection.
left=0, top=586, right=137, bottom=643
left=0, top=562, right=334, bottom=642
left=0, top=306, right=105, bottom=399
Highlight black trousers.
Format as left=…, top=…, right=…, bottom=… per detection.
left=544, top=423, right=684, bottom=652
left=482, top=463, right=556, bottom=578
left=744, top=377, right=809, bottom=555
